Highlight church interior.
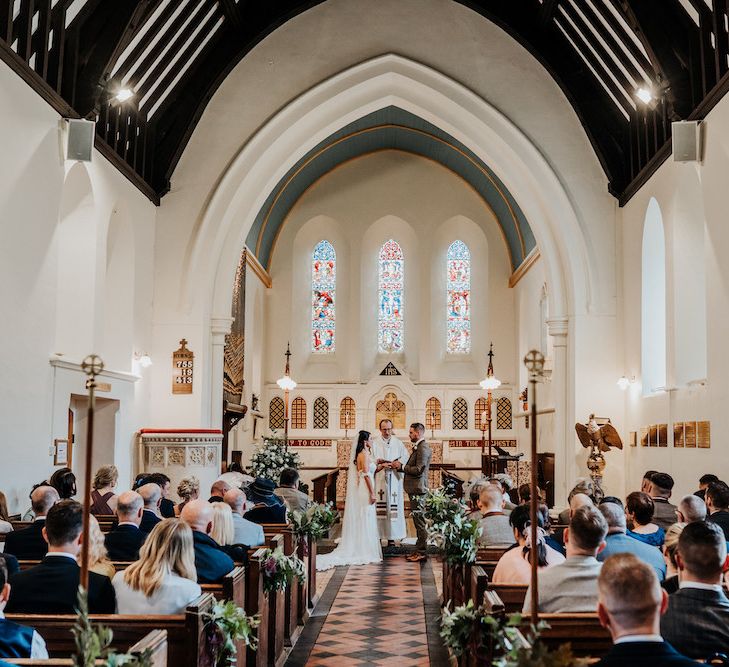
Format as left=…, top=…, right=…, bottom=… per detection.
left=2, top=0, right=729, bottom=664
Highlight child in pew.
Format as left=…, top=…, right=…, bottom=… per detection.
left=0, top=555, right=48, bottom=659
left=492, top=505, right=565, bottom=585
left=112, top=519, right=201, bottom=615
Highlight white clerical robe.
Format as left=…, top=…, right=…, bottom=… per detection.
left=372, top=435, right=408, bottom=540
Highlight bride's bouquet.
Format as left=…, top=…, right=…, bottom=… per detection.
left=250, top=436, right=301, bottom=482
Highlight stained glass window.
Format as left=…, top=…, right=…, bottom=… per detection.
left=340, top=397, right=355, bottom=430
left=497, top=397, right=512, bottom=430
left=447, top=240, right=471, bottom=353
left=313, top=397, right=329, bottom=429
left=269, top=397, right=284, bottom=430
left=291, top=397, right=307, bottom=429
left=475, top=397, right=488, bottom=430
left=426, top=397, right=442, bottom=430
left=312, top=240, right=336, bottom=353
left=378, top=239, right=404, bottom=353
left=453, top=398, right=468, bottom=430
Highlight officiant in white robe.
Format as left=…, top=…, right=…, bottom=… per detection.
left=372, top=419, right=408, bottom=541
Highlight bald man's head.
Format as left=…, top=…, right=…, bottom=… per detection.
left=224, top=488, right=246, bottom=514
left=116, top=490, right=143, bottom=525
left=569, top=493, right=594, bottom=518
left=181, top=498, right=214, bottom=534
left=137, top=483, right=161, bottom=510
left=210, top=480, right=231, bottom=498
left=31, top=485, right=59, bottom=517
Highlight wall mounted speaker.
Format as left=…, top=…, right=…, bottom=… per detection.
left=672, top=120, right=703, bottom=163
left=66, top=118, right=95, bottom=162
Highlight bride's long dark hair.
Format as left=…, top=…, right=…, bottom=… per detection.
left=353, top=430, right=371, bottom=463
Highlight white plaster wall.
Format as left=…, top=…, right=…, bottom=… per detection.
left=0, top=59, right=156, bottom=510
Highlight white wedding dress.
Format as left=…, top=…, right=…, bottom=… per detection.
left=317, top=455, right=383, bottom=570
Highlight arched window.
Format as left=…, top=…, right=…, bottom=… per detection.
left=426, top=397, right=441, bottom=430
left=378, top=239, right=404, bottom=352
left=447, top=240, right=471, bottom=353
left=269, top=397, right=284, bottom=430
left=291, top=397, right=307, bottom=429
left=642, top=198, right=666, bottom=394
left=475, top=397, right=488, bottom=430
left=312, top=240, right=336, bottom=352
left=452, top=397, right=468, bottom=430
left=313, top=397, right=329, bottom=429
left=497, top=397, right=513, bottom=430
left=340, top=397, right=355, bottom=430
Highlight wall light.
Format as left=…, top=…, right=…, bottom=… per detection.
left=134, top=352, right=152, bottom=368
left=617, top=375, right=635, bottom=391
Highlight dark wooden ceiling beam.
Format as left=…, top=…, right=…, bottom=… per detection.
left=541, top=0, right=560, bottom=23
left=0, top=0, right=12, bottom=44
left=220, top=0, right=244, bottom=32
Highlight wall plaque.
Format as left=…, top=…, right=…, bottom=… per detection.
left=448, top=439, right=517, bottom=448
left=288, top=439, right=334, bottom=448
left=380, top=362, right=401, bottom=376
left=172, top=339, right=194, bottom=394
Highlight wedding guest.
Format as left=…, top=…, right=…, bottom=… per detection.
left=6, top=500, right=115, bottom=613
left=487, top=478, right=514, bottom=515
left=661, top=521, right=729, bottom=660
left=558, top=482, right=594, bottom=525
left=492, top=505, right=564, bottom=584
left=0, top=555, right=48, bottom=659
left=661, top=523, right=686, bottom=594
left=0, top=492, right=13, bottom=534
left=705, top=481, right=729, bottom=540
left=105, top=490, right=145, bottom=561
left=21, top=482, right=50, bottom=521
left=649, top=473, right=678, bottom=531
left=523, top=505, right=607, bottom=613
left=595, top=553, right=696, bottom=667
left=137, top=483, right=162, bottom=535
left=208, top=480, right=231, bottom=504
left=275, top=468, right=311, bottom=513
left=145, top=473, right=176, bottom=518
left=49, top=468, right=76, bottom=500
left=176, top=476, right=200, bottom=516
left=626, top=492, right=665, bottom=547
left=641, top=470, right=658, bottom=494
left=695, top=473, right=719, bottom=501
left=224, top=488, right=264, bottom=547
left=244, top=478, right=286, bottom=524
left=89, top=465, right=118, bottom=515
left=210, top=503, right=248, bottom=562
left=676, top=495, right=706, bottom=524
left=466, top=479, right=488, bottom=520
left=81, top=516, right=115, bottom=580
left=5, top=486, right=59, bottom=560
left=113, top=519, right=201, bottom=614
left=597, top=501, right=666, bottom=581
left=476, top=485, right=514, bottom=546
left=180, top=499, right=234, bottom=583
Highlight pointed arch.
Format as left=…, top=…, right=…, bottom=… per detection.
left=339, top=396, right=356, bottom=429
left=291, top=397, right=307, bottom=429
left=378, top=239, right=404, bottom=352
left=426, top=397, right=441, bottom=430
left=269, top=397, right=284, bottom=430
left=447, top=240, right=471, bottom=353
left=312, top=240, right=336, bottom=352
left=496, top=397, right=513, bottom=430
left=313, top=396, right=329, bottom=429
left=475, top=397, right=488, bottom=430
left=452, top=397, right=468, bottom=430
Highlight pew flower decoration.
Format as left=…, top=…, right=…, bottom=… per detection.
left=422, top=487, right=481, bottom=564
left=260, top=546, right=306, bottom=594
left=204, top=599, right=260, bottom=666
left=250, top=436, right=301, bottom=482
left=72, top=588, right=153, bottom=667
left=290, top=501, right=338, bottom=541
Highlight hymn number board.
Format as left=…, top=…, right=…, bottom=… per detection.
left=172, top=339, right=194, bottom=394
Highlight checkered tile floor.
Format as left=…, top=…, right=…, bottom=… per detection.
left=304, top=559, right=432, bottom=666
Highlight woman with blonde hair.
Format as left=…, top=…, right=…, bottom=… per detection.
left=0, top=491, right=13, bottom=534
left=175, top=476, right=200, bottom=516
left=113, top=519, right=201, bottom=614
left=90, top=465, right=118, bottom=515
left=210, top=502, right=248, bottom=562
left=661, top=522, right=686, bottom=594
left=79, top=515, right=115, bottom=579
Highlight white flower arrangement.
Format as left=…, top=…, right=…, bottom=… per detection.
left=250, top=436, right=301, bottom=482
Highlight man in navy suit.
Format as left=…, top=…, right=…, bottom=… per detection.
left=4, top=486, right=59, bottom=560
left=180, top=499, right=234, bottom=583
left=6, top=500, right=115, bottom=614
left=104, top=490, right=146, bottom=561
left=0, top=555, right=48, bottom=658
left=137, top=483, right=163, bottom=535
left=595, top=553, right=698, bottom=666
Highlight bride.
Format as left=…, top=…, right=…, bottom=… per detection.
left=317, top=430, right=383, bottom=570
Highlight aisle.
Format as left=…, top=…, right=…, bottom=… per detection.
left=286, top=557, right=448, bottom=666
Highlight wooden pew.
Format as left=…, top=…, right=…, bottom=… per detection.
left=305, top=532, right=318, bottom=612
left=245, top=548, right=270, bottom=667
left=260, top=533, right=286, bottom=667
left=201, top=566, right=247, bottom=667
left=5, top=594, right=214, bottom=667
left=311, top=469, right=338, bottom=505
left=536, top=613, right=611, bottom=657
left=261, top=523, right=300, bottom=647
left=4, top=628, right=168, bottom=666
left=469, top=565, right=528, bottom=613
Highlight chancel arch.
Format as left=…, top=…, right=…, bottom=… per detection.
left=375, top=392, right=406, bottom=431
left=339, top=396, right=356, bottom=430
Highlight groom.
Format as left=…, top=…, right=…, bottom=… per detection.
left=391, top=422, right=431, bottom=563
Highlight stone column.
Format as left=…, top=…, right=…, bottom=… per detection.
left=208, top=316, right=233, bottom=429
left=548, top=315, right=570, bottom=507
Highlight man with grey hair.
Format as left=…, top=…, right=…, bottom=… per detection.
left=104, top=490, right=144, bottom=561
left=4, top=486, right=59, bottom=559
left=476, top=485, right=514, bottom=546
left=597, top=501, right=666, bottom=581
left=224, top=488, right=264, bottom=547
left=676, top=494, right=706, bottom=523
left=137, top=483, right=162, bottom=535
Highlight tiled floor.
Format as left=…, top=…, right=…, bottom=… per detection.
left=288, top=557, right=444, bottom=666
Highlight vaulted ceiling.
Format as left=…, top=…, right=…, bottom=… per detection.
left=1, top=0, right=726, bottom=205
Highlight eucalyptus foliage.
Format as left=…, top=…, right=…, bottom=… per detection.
left=290, top=501, right=338, bottom=541
left=203, top=599, right=259, bottom=665
left=422, top=487, right=482, bottom=564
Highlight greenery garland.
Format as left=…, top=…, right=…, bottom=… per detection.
left=260, top=546, right=306, bottom=594
left=290, top=502, right=338, bottom=541
left=421, top=487, right=482, bottom=564
left=203, top=599, right=259, bottom=666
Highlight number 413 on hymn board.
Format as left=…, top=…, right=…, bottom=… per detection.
left=172, top=339, right=194, bottom=394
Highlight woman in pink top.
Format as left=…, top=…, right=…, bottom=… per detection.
left=492, top=505, right=565, bottom=584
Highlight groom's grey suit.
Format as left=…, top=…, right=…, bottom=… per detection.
left=403, top=438, right=432, bottom=555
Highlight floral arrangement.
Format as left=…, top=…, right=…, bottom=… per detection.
left=73, top=588, right=152, bottom=667
left=203, top=599, right=259, bottom=666
left=260, top=546, right=306, bottom=594
left=290, top=502, right=338, bottom=541
left=250, top=436, right=301, bottom=482
left=441, top=604, right=589, bottom=666
left=422, top=487, right=482, bottom=564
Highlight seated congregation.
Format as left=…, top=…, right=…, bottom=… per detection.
left=456, top=470, right=729, bottom=664
left=0, top=465, right=313, bottom=662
